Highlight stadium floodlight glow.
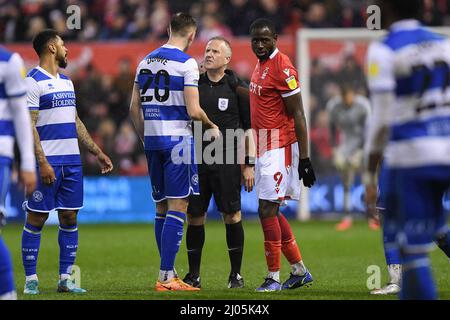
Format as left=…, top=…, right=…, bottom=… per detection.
left=296, top=27, right=450, bottom=221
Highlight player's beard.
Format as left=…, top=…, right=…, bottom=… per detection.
left=58, top=56, right=68, bottom=69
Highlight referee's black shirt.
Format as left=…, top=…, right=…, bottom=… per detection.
left=195, top=71, right=251, bottom=163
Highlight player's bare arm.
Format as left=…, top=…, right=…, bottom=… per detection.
left=284, top=92, right=308, bottom=159
left=184, top=86, right=220, bottom=138
left=239, top=86, right=255, bottom=192
left=364, top=92, right=393, bottom=183
left=363, top=91, right=392, bottom=222
left=30, top=109, right=55, bottom=185
left=129, top=83, right=144, bottom=144
left=284, top=92, right=316, bottom=187
left=75, top=113, right=113, bottom=174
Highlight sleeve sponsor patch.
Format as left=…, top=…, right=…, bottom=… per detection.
left=368, top=62, right=380, bottom=78
left=20, top=66, right=27, bottom=79
left=285, top=75, right=297, bottom=90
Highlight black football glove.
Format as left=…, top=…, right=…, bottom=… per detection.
left=298, top=158, right=316, bottom=188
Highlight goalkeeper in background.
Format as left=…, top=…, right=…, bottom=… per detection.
left=327, top=84, right=378, bottom=231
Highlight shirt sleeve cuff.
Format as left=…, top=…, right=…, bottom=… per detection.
left=281, top=87, right=301, bottom=98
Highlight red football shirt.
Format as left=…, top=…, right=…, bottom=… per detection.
left=249, top=48, right=301, bottom=156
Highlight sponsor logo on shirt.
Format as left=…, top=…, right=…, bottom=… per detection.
left=368, top=62, right=379, bottom=78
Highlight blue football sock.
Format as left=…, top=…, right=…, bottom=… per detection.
left=436, top=230, right=450, bottom=259
left=160, top=211, right=185, bottom=271
left=155, top=213, right=166, bottom=256
left=400, top=253, right=437, bottom=300
left=384, top=246, right=401, bottom=265
left=58, top=224, right=78, bottom=276
left=21, top=223, right=42, bottom=277
left=0, top=237, right=15, bottom=295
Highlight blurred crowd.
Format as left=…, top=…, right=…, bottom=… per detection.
left=70, top=58, right=149, bottom=176
left=1, top=0, right=449, bottom=42
left=2, top=0, right=450, bottom=176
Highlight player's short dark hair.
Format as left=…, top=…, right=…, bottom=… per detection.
left=383, top=0, right=423, bottom=20
left=249, top=18, right=276, bottom=36
left=170, top=12, right=197, bottom=37
left=32, top=29, right=60, bottom=56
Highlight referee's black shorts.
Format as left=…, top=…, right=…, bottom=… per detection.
left=188, top=163, right=242, bottom=217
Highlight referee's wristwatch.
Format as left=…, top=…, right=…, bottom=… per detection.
left=245, top=156, right=255, bottom=166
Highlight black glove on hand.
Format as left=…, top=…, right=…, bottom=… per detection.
left=225, top=69, right=239, bottom=92
left=298, top=158, right=316, bottom=188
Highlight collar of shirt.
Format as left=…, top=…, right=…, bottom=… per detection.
left=258, top=47, right=279, bottom=68
left=390, top=19, right=421, bottom=32
left=201, top=72, right=227, bottom=86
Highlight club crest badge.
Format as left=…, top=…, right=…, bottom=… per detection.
left=32, top=191, right=43, bottom=203
left=191, top=174, right=199, bottom=185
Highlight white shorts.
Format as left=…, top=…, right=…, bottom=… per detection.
left=255, top=143, right=300, bottom=202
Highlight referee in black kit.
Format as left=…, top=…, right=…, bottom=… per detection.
left=183, top=36, right=255, bottom=289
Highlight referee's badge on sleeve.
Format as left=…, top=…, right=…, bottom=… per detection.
left=218, top=98, right=229, bottom=111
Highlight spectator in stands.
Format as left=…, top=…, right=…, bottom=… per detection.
left=198, top=14, right=232, bottom=42
left=149, top=0, right=170, bottom=39
left=258, top=0, right=285, bottom=33
left=224, top=0, right=259, bottom=36
left=304, top=3, right=333, bottom=28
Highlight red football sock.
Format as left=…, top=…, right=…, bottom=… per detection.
left=278, top=212, right=302, bottom=264
left=260, top=216, right=281, bottom=272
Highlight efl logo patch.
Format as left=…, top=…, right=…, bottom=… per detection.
left=368, top=62, right=380, bottom=78
left=218, top=98, right=229, bottom=111
left=285, top=76, right=297, bottom=90
left=32, top=191, right=43, bottom=203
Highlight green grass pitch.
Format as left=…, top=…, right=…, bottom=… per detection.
left=2, top=220, right=449, bottom=300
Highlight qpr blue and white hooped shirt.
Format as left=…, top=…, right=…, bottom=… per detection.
left=135, top=44, right=199, bottom=151
left=26, top=66, right=81, bottom=166
left=0, top=48, right=27, bottom=165
left=367, top=20, right=450, bottom=169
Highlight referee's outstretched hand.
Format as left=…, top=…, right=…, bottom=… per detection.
left=298, top=158, right=316, bottom=188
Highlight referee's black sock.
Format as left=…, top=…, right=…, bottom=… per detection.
left=225, top=221, right=244, bottom=275
left=186, top=224, right=205, bottom=278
